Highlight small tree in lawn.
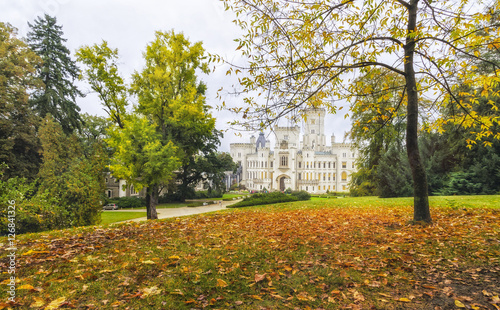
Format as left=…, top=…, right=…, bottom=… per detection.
left=218, top=0, right=500, bottom=223
left=106, top=115, right=180, bottom=219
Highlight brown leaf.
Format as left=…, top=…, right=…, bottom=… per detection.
left=255, top=273, right=266, bottom=283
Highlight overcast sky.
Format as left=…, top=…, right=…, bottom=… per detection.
left=1, top=0, right=351, bottom=151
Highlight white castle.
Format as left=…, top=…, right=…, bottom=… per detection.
left=229, top=108, right=357, bottom=193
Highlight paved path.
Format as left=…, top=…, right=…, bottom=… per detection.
left=113, top=199, right=241, bottom=224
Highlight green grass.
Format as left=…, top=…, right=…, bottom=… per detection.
left=100, top=211, right=147, bottom=224
left=3, top=195, right=498, bottom=309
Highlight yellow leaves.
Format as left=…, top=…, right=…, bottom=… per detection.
left=141, top=260, right=156, bottom=265
left=44, top=297, right=66, bottom=310
left=22, top=249, right=50, bottom=256
left=216, top=279, right=229, bottom=288
left=454, top=299, right=467, bottom=308
left=397, top=297, right=411, bottom=303
left=142, top=286, right=162, bottom=298
left=30, top=297, right=45, bottom=308
left=17, top=284, right=35, bottom=290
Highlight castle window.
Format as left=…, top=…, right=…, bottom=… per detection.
left=284, top=135, right=289, bottom=140
left=328, top=162, right=331, bottom=168
left=107, top=190, right=112, bottom=198
left=323, top=162, right=326, bottom=168
left=343, top=152, right=347, bottom=158
left=341, top=171, right=348, bottom=181
left=333, top=162, right=336, bottom=169
left=342, top=162, right=347, bottom=169
left=298, top=162, right=301, bottom=168
left=270, top=161, right=273, bottom=168
left=280, top=156, right=288, bottom=167
left=130, top=185, right=138, bottom=195
left=298, top=173, right=301, bottom=180
left=352, top=162, right=355, bottom=169
left=311, top=129, right=315, bottom=134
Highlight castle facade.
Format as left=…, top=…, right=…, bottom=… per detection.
left=229, top=109, right=357, bottom=193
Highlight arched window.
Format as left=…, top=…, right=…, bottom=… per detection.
left=280, top=156, right=288, bottom=167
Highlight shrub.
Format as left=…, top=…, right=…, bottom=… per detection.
left=107, top=196, right=146, bottom=208
left=290, top=190, right=311, bottom=201
left=186, top=202, right=205, bottom=207
left=228, top=191, right=298, bottom=208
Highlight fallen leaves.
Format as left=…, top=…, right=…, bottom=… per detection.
left=2, top=198, right=498, bottom=309
left=43, top=297, right=66, bottom=310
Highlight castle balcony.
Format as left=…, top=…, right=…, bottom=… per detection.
left=297, top=180, right=319, bottom=186
left=253, top=178, right=271, bottom=184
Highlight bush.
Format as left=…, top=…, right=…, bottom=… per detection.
left=290, top=190, right=311, bottom=201
left=228, top=191, right=299, bottom=208
left=107, top=196, right=146, bottom=208
left=186, top=201, right=205, bottom=207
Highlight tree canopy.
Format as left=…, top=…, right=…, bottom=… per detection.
left=0, top=22, right=42, bottom=180
left=218, top=0, right=500, bottom=223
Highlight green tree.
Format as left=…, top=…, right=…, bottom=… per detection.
left=106, top=116, right=181, bottom=219
left=220, top=0, right=500, bottom=223
left=0, top=22, right=43, bottom=180
left=27, top=14, right=83, bottom=135
left=38, top=115, right=105, bottom=227
left=194, top=152, right=237, bottom=196
left=131, top=30, right=217, bottom=202
left=348, top=68, right=407, bottom=196
left=76, top=41, right=128, bottom=128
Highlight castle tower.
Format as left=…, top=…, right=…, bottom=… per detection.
left=303, top=108, right=326, bottom=151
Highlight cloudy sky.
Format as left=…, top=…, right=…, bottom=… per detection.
left=1, top=0, right=351, bottom=151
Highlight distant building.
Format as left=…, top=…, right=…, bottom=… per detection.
left=229, top=108, right=357, bottom=193
left=104, top=173, right=147, bottom=199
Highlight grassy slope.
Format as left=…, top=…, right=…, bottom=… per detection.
left=1, top=195, right=498, bottom=309
left=100, top=211, right=147, bottom=225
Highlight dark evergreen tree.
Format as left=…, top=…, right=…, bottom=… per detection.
left=376, top=145, right=413, bottom=198
left=27, top=14, right=83, bottom=135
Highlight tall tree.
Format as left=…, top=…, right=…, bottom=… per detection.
left=0, top=22, right=42, bottom=180
left=131, top=30, right=217, bottom=203
left=27, top=14, right=83, bottom=135
left=219, top=0, right=500, bottom=223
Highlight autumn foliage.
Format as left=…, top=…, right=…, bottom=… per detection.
left=1, top=197, right=499, bottom=309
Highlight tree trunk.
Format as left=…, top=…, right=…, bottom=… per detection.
left=145, top=185, right=159, bottom=220
left=404, top=0, right=431, bottom=223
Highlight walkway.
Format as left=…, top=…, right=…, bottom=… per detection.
left=114, top=199, right=241, bottom=223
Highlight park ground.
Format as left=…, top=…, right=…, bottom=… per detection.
left=0, top=195, right=499, bottom=309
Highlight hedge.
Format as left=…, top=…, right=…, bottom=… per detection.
left=228, top=191, right=310, bottom=208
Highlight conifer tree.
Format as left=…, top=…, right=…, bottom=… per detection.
left=27, top=14, right=83, bottom=135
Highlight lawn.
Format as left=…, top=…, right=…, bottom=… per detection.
left=100, top=211, right=147, bottom=225
left=1, top=195, right=498, bottom=309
